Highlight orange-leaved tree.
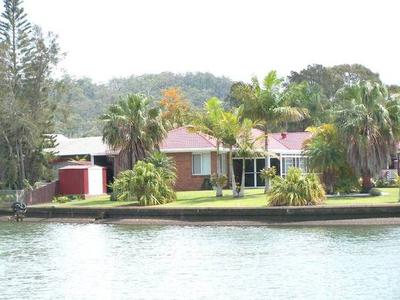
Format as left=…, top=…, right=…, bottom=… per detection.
left=159, top=87, right=190, bottom=129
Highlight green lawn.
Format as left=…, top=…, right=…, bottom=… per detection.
left=36, top=187, right=400, bottom=208
left=36, top=195, right=137, bottom=208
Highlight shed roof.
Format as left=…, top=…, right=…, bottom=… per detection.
left=53, top=136, right=110, bottom=156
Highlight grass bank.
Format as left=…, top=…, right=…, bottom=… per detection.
left=35, top=188, right=400, bottom=208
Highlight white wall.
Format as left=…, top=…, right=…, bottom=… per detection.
left=88, top=167, right=104, bottom=195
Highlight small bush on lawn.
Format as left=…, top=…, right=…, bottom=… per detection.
left=210, top=173, right=228, bottom=189
left=369, top=188, right=382, bottom=196
left=375, top=178, right=398, bottom=188
left=111, top=160, right=176, bottom=206
left=67, top=195, right=83, bottom=201
left=267, top=168, right=326, bottom=206
left=52, top=196, right=70, bottom=204
left=201, top=177, right=213, bottom=190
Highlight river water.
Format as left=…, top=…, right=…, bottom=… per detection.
left=0, top=223, right=399, bottom=299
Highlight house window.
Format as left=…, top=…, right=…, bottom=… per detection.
left=218, top=153, right=227, bottom=175
left=281, top=154, right=307, bottom=176
left=192, top=153, right=211, bottom=175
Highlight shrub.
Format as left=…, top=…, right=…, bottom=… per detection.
left=111, top=161, right=176, bottom=206
left=67, top=195, right=83, bottom=201
left=267, top=168, right=326, bottom=206
left=375, top=177, right=398, bottom=188
left=369, top=188, right=382, bottom=196
left=201, top=177, right=213, bottom=190
left=210, top=173, right=228, bottom=189
left=335, top=173, right=361, bottom=194
left=260, top=167, right=277, bottom=181
left=145, top=152, right=177, bottom=183
left=52, top=196, right=70, bottom=204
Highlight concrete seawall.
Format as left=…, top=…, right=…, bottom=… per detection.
left=1, top=204, right=400, bottom=223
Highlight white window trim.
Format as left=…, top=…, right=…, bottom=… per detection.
left=218, top=153, right=227, bottom=175
left=280, top=154, right=308, bottom=176
left=192, top=153, right=211, bottom=176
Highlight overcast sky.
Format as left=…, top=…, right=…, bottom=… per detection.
left=23, top=0, right=400, bottom=84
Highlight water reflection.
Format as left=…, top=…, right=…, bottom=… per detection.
left=1, top=223, right=400, bottom=299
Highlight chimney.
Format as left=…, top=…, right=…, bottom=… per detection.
left=281, top=132, right=287, bottom=139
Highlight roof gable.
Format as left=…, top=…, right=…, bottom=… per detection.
left=269, top=132, right=312, bottom=151
left=160, top=127, right=217, bottom=150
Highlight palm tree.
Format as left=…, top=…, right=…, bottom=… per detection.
left=239, top=71, right=308, bottom=192
left=334, top=82, right=400, bottom=192
left=146, top=151, right=177, bottom=185
left=191, top=97, right=226, bottom=197
left=101, top=94, right=166, bottom=171
left=219, top=107, right=243, bottom=197
left=235, top=119, right=264, bottom=197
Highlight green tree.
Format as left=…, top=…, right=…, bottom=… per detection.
left=52, top=72, right=233, bottom=137
left=191, top=97, right=226, bottom=197
left=234, top=118, right=263, bottom=197
left=101, top=94, right=166, bottom=171
left=304, top=124, right=351, bottom=193
left=334, top=82, right=400, bottom=191
left=238, top=71, right=307, bottom=192
left=219, top=107, right=242, bottom=197
left=0, top=0, right=60, bottom=188
left=284, top=82, right=331, bottom=131
left=288, top=64, right=381, bottom=100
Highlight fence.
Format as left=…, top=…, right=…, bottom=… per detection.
left=0, top=181, right=59, bottom=208
left=0, top=190, right=25, bottom=209
left=25, top=181, right=59, bottom=206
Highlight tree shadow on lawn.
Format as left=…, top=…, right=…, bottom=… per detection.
left=67, top=199, right=137, bottom=207
left=172, top=192, right=265, bottom=206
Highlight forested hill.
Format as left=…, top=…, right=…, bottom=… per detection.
left=52, top=72, right=233, bottom=137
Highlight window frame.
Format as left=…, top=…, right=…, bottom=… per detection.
left=281, top=154, right=308, bottom=176
left=218, top=153, right=227, bottom=175
left=192, top=152, right=211, bottom=176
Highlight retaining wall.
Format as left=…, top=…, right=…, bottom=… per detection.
left=1, top=204, right=400, bottom=222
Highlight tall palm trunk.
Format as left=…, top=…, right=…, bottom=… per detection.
left=215, top=141, right=223, bottom=197
left=264, top=129, right=270, bottom=193
left=361, top=173, right=373, bottom=192
left=239, top=158, right=245, bottom=197
left=229, top=147, right=239, bottom=197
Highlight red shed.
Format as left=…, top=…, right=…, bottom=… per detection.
left=59, top=165, right=107, bottom=196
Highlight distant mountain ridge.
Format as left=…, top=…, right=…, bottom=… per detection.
left=52, top=72, right=233, bottom=137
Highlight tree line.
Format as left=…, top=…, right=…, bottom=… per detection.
left=1, top=0, right=400, bottom=195
left=0, top=0, right=60, bottom=189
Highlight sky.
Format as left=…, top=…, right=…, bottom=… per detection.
left=23, top=0, right=400, bottom=84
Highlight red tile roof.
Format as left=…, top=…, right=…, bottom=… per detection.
left=269, top=132, right=312, bottom=150
left=160, top=127, right=217, bottom=150
left=160, top=127, right=312, bottom=152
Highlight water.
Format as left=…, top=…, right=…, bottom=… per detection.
left=1, top=223, right=400, bottom=300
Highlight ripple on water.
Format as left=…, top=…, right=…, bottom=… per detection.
left=0, top=223, right=400, bottom=300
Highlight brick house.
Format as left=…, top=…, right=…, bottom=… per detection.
left=51, top=127, right=400, bottom=191
left=160, top=127, right=312, bottom=190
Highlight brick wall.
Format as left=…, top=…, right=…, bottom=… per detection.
left=167, top=152, right=222, bottom=191
left=167, top=152, right=230, bottom=191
